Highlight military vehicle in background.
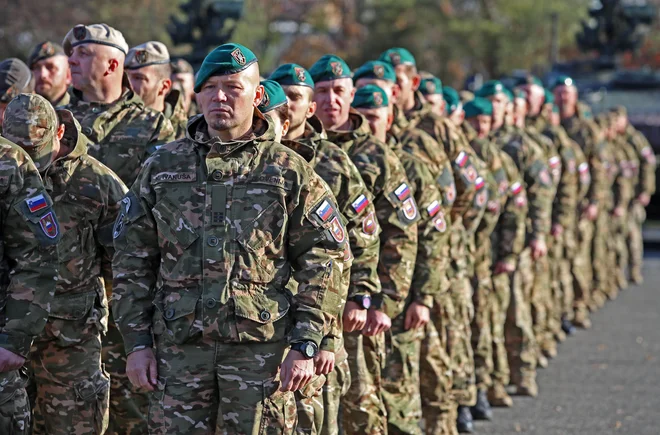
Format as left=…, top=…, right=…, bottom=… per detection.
left=547, top=0, right=660, bottom=217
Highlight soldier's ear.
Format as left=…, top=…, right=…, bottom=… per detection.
left=412, top=74, right=422, bottom=92
left=306, top=101, right=317, bottom=119
left=56, top=123, right=66, bottom=141
left=253, top=84, right=265, bottom=107
left=106, top=58, right=120, bottom=75
left=160, top=78, right=172, bottom=97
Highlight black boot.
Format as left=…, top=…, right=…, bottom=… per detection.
left=457, top=405, right=475, bottom=433
left=561, top=318, right=576, bottom=336
left=471, top=389, right=493, bottom=421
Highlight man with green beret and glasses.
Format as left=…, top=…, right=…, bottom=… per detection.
left=28, top=41, right=72, bottom=108
left=310, top=53, right=420, bottom=435
left=4, top=93, right=127, bottom=434
left=112, top=42, right=348, bottom=434
left=419, top=76, right=445, bottom=118
left=270, top=62, right=382, bottom=435
left=552, top=75, right=611, bottom=329
left=355, top=80, right=457, bottom=435
left=380, top=47, right=485, bottom=434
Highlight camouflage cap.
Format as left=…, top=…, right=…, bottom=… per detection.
left=258, top=80, right=287, bottom=113
left=378, top=47, right=416, bottom=67
left=3, top=93, right=57, bottom=170
left=442, top=86, right=461, bottom=114
left=171, top=58, right=195, bottom=75
left=419, top=77, right=443, bottom=96
left=353, top=61, right=396, bottom=84
left=351, top=84, right=389, bottom=109
left=475, top=80, right=506, bottom=98
left=550, top=74, right=574, bottom=90
left=463, top=97, right=493, bottom=118
left=269, top=63, right=314, bottom=88
left=194, top=43, right=257, bottom=93
left=28, top=41, right=66, bottom=69
left=125, top=41, right=171, bottom=70
left=309, top=55, right=351, bottom=84
left=62, top=23, right=129, bottom=57
left=0, top=58, right=32, bottom=103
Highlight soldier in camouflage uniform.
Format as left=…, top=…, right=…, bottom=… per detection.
left=611, top=107, right=656, bottom=284
left=270, top=63, right=382, bottom=435
left=61, top=23, right=176, bottom=434
left=491, top=87, right=554, bottom=398
left=380, top=47, right=484, bottom=433
left=310, top=54, right=420, bottom=435
left=28, top=41, right=72, bottom=108
left=125, top=42, right=188, bottom=139
left=112, top=43, right=347, bottom=434
left=3, top=94, right=127, bottom=434
left=170, top=58, right=197, bottom=117
left=0, top=135, right=60, bottom=435
left=552, top=76, right=602, bottom=328
left=0, top=58, right=34, bottom=134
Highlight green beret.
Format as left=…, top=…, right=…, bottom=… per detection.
left=269, top=63, right=314, bottom=88
left=351, top=84, right=389, bottom=109
left=194, top=43, right=258, bottom=93
left=475, top=80, right=506, bottom=98
left=463, top=97, right=493, bottom=118
left=309, top=55, right=351, bottom=84
left=544, top=88, right=554, bottom=105
left=503, top=87, right=514, bottom=102
left=420, top=77, right=443, bottom=96
left=378, top=47, right=416, bottom=67
left=442, top=86, right=461, bottom=114
left=353, top=61, right=396, bottom=84
left=550, top=74, right=574, bottom=90
left=513, top=74, right=543, bottom=87
left=258, top=80, right=287, bottom=113
left=28, top=41, right=65, bottom=69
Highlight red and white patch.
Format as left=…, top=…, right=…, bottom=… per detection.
left=39, top=212, right=59, bottom=239
left=329, top=216, right=346, bottom=243
left=433, top=211, right=447, bottom=232
left=510, top=181, right=523, bottom=196
left=362, top=211, right=378, bottom=235
left=549, top=156, right=561, bottom=169
left=498, top=180, right=509, bottom=196
left=487, top=200, right=500, bottom=213
left=394, top=183, right=411, bottom=201
left=426, top=200, right=441, bottom=217
left=343, top=244, right=353, bottom=263
left=465, top=166, right=478, bottom=184
left=515, top=193, right=527, bottom=208
left=474, top=190, right=488, bottom=208
left=539, top=169, right=551, bottom=186
left=455, top=151, right=468, bottom=168
left=567, top=159, right=576, bottom=174
left=445, top=185, right=456, bottom=205
left=402, top=197, right=418, bottom=220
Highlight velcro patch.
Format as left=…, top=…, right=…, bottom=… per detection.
left=394, top=183, right=411, bottom=201
left=26, top=194, right=48, bottom=213
left=426, top=200, right=440, bottom=217
left=549, top=156, right=561, bottom=168
left=510, top=182, right=523, bottom=195
left=39, top=212, right=59, bottom=239
left=351, top=194, right=370, bottom=214
left=455, top=151, right=468, bottom=168
left=475, top=177, right=485, bottom=191
left=329, top=216, right=346, bottom=243
left=433, top=211, right=447, bottom=232
left=402, top=197, right=418, bottom=220
left=362, top=211, right=378, bottom=235
left=315, top=199, right=334, bottom=223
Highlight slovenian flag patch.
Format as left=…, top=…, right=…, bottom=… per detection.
left=510, top=181, right=523, bottom=195
left=455, top=151, right=468, bottom=168
left=315, top=199, right=334, bottom=222
left=475, top=177, right=485, bottom=190
left=26, top=194, right=48, bottom=213
left=394, top=183, right=411, bottom=201
left=426, top=200, right=440, bottom=217
left=351, top=194, right=370, bottom=214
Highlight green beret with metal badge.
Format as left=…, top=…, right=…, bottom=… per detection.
left=194, top=43, right=258, bottom=93
left=463, top=97, right=493, bottom=118
left=351, top=84, right=389, bottom=109
left=269, top=63, right=314, bottom=88
left=258, top=80, right=287, bottom=113
left=309, top=55, right=351, bottom=84
left=353, top=61, right=396, bottom=84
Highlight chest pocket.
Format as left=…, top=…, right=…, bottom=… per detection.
left=152, top=196, right=199, bottom=277
left=234, top=184, right=288, bottom=284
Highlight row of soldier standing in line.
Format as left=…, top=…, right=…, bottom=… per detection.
left=0, top=21, right=654, bottom=435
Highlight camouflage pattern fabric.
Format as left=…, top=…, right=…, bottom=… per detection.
left=0, top=138, right=60, bottom=434
left=112, top=113, right=346, bottom=434
left=163, top=89, right=189, bottom=140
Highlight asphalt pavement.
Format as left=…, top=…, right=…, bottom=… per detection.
left=481, top=251, right=660, bottom=435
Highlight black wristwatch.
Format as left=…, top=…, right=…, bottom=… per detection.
left=290, top=341, right=319, bottom=359
left=349, top=294, right=372, bottom=310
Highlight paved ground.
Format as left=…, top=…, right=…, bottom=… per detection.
left=481, top=251, right=660, bottom=435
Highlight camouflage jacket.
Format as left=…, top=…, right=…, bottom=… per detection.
left=65, top=76, right=176, bottom=186
left=326, top=111, right=418, bottom=319
left=561, top=115, right=610, bottom=212
left=0, top=138, right=60, bottom=357
left=53, top=89, right=72, bottom=108
left=392, top=108, right=454, bottom=292
left=112, top=113, right=346, bottom=354
left=282, top=116, right=381, bottom=352
left=390, top=134, right=449, bottom=307
left=164, top=89, right=189, bottom=140
left=612, top=135, right=637, bottom=213
left=491, top=125, right=553, bottom=242
left=41, top=113, right=127, bottom=324
left=625, top=125, right=656, bottom=198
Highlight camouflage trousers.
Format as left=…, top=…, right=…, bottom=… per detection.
left=490, top=272, right=511, bottom=388
left=382, top=307, right=425, bottom=435
left=505, top=247, right=537, bottom=385
left=0, top=369, right=30, bottom=435
left=149, top=335, right=296, bottom=434
left=102, top=317, right=149, bottom=435
left=572, top=218, right=594, bottom=320
left=341, top=331, right=387, bottom=435
left=612, top=213, right=630, bottom=291
left=296, top=347, right=350, bottom=435
left=448, top=276, right=476, bottom=407
left=419, top=292, right=454, bottom=435
left=592, top=211, right=615, bottom=303
left=531, top=247, right=554, bottom=355
left=28, top=323, right=109, bottom=434
left=470, top=241, right=494, bottom=391
left=551, top=230, right=577, bottom=324
left=627, top=202, right=646, bottom=282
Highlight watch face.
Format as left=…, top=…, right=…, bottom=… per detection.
left=304, top=343, right=316, bottom=358
left=362, top=296, right=372, bottom=309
